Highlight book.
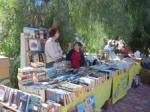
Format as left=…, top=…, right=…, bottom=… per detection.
left=40, top=103, right=48, bottom=112
left=18, top=67, right=35, bottom=74
left=45, top=89, right=56, bottom=102
left=27, top=94, right=42, bottom=112
left=10, top=89, right=21, bottom=109
left=23, top=27, right=39, bottom=38
left=17, top=75, right=33, bottom=80
left=31, top=62, right=45, bottom=68
left=47, top=102, right=61, bottom=112
left=18, top=92, right=30, bottom=112
left=76, top=102, right=85, bottom=112
left=89, top=95, right=95, bottom=109
left=29, top=39, right=42, bottom=51
left=34, top=30, right=40, bottom=39
left=0, top=85, right=6, bottom=102
left=84, top=97, right=93, bottom=112
left=4, top=88, right=14, bottom=106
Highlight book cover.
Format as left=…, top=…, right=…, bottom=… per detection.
left=41, top=40, right=46, bottom=51
left=40, top=103, right=48, bottom=112
left=39, top=27, right=48, bottom=39
left=23, top=27, right=39, bottom=38
left=10, top=89, right=21, bottom=109
left=76, top=102, right=85, bottom=112
left=89, top=95, right=95, bottom=109
left=18, top=92, right=30, bottom=112
left=0, top=85, right=6, bottom=101
left=84, top=97, right=93, bottom=112
left=34, top=30, right=40, bottom=39
left=47, top=102, right=61, bottom=112
left=5, top=88, right=14, bottom=106
left=29, top=39, right=42, bottom=51
left=27, top=94, right=42, bottom=112
left=45, top=89, right=56, bottom=102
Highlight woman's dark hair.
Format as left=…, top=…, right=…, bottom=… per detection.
left=48, top=27, right=58, bottom=37
left=73, top=42, right=82, bottom=47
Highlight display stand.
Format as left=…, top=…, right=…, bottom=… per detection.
left=20, top=33, right=46, bottom=68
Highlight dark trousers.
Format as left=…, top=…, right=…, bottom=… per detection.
left=46, top=62, right=55, bottom=68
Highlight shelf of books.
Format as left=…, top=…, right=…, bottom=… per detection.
left=20, top=27, right=48, bottom=68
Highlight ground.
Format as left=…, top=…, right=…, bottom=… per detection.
left=103, top=84, right=150, bottom=112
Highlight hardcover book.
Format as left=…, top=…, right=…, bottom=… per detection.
left=27, top=94, right=42, bottom=112
left=0, top=85, right=6, bottom=101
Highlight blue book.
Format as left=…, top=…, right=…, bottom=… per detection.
left=27, top=94, right=42, bottom=112
left=89, top=95, right=95, bottom=109
left=77, top=102, right=85, bottom=112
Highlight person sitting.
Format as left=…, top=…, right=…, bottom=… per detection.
left=120, top=45, right=133, bottom=55
left=66, top=42, right=85, bottom=68
left=104, top=40, right=116, bottom=53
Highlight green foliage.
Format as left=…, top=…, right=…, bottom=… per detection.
left=0, top=0, right=150, bottom=88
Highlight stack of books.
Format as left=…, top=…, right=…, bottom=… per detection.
left=17, top=67, right=35, bottom=86
left=31, top=62, right=49, bottom=83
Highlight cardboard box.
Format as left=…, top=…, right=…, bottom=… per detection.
left=0, top=77, right=10, bottom=87
left=140, top=75, right=150, bottom=85
left=0, top=56, right=10, bottom=79
left=102, top=98, right=112, bottom=110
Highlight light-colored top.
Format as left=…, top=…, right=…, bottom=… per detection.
left=45, top=38, right=62, bottom=63
left=104, top=45, right=115, bottom=52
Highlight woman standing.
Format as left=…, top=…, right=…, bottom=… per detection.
left=45, top=27, right=63, bottom=68
left=66, top=42, right=85, bottom=68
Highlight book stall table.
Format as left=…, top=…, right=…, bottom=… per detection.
left=112, top=62, right=142, bottom=104
left=0, top=59, right=142, bottom=112
left=61, top=79, right=112, bottom=112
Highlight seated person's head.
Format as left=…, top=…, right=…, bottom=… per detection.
left=73, top=42, right=82, bottom=52
left=107, top=40, right=112, bottom=46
